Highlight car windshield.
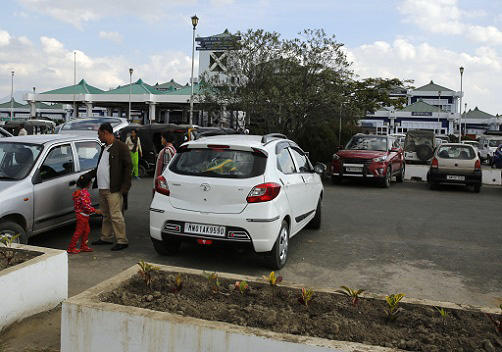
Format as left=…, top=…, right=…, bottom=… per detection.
left=345, top=136, right=388, bottom=152
left=169, top=148, right=267, bottom=178
left=437, top=145, right=475, bottom=160
left=488, top=140, right=502, bottom=147
left=0, top=142, right=43, bottom=180
left=62, top=118, right=122, bottom=131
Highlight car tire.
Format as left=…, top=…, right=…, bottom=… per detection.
left=265, top=220, right=289, bottom=270
left=307, top=198, right=321, bottom=229
left=151, top=237, right=181, bottom=256
left=0, top=221, right=28, bottom=244
left=473, top=184, right=481, bottom=193
left=381, top=166, right=391, bottom=188
left=331, top=175, right=342, bottom=185
left=396, top=163, right=405, bottom=183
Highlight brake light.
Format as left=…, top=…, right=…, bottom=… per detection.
left=207, top=144, right=230, bottom=150
left=431, top=158, right=438, bottom=168
left=475, top=159, right=481, bottom=170
left=246, top=183, right=281, bottom=203
left=155, top=176, right=170, bottom=196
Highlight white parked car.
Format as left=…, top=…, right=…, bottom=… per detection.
left=149, top=133, right=325, bottom=269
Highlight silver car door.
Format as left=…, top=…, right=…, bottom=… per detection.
left=74, top=140, right=102, bottom=206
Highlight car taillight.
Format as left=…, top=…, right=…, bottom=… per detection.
left=431, top=158, right=438, bottom=168
left=246, top=183, right=281, bottom=203
left=155, top=176, right=170, bottom=196
left=475, top=159, right=481, bottom=170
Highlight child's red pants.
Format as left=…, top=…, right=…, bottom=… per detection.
left=68, top=214, right=90, bottom=250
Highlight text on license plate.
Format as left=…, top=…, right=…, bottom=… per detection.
left=345, top=167, right=362, bottom=172
left=185, top=223, right=226, bottom=237
left=446, top=175, right=465, bottom=181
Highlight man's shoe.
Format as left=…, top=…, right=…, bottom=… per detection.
left=91, top=239, right=113, bottom=245
left=111, top=243, right=128, bottom=251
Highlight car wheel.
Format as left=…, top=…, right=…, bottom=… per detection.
left=381, top=166, right=391, bottom=188
left=473, top=184, right=481, bottom=193
left=396, top=163, right=405, bottom=183
left=151, top=237, right=181, bottom=255
left=266, top=220, right=289, bottom=270
left=0, top=221, right=28, bottom=244
left=307, top=198, right=321, bottom=229
left=331, top=175, right=342, bottom=185
left=138, top=164, right=147, bottom=178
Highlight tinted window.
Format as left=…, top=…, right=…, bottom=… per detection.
left=346, top=136, right=388, bottom=151
left=39, top=144, right=74, bottom=181
left=277, top=148, right=296, bottom=174
left=437, top=145, right=475, bottom=160
left=0, top=142, right=42, bottom=180
left=169, top=148, right=266, bottom=179
left=62, top=118, right=121, bottom=131
left=289, top=148, right=311, bottom=173
left=76, top=141, right=101, bottom=171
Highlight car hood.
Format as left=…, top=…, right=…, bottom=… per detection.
left=337, top=150, right=388, bottom=159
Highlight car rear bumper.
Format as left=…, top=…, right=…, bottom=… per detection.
left=149, top=196, right=283, bottom=253
left=428, top=170, right=482, bottom=185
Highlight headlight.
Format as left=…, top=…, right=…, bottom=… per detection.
left=372, top=156, right=387, bottom=162
left=332, top=154, right=340, bottom=160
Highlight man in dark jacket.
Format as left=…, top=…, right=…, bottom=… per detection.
left=89, top=123, right=132, bottom=251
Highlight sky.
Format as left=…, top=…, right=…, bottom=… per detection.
left=0, top=0, right=501, bottom=114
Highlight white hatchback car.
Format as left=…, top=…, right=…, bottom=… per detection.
left=149, top=133, right=325, bottom=269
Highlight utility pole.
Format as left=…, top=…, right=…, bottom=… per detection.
left=189, top=15, right=199, bottom=125
left=459, top=66, right=464, bottom=140
left=73, top=51, right=77, bottom=119
left=10, top=70, right=14, bottom=121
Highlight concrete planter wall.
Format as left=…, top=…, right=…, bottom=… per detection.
left=0, top=244, right=67, bottom=332
left=61, top=264, right=499, bottom=352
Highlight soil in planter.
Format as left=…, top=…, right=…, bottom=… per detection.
left=0, top=247, right=43, bottom=271
left=102, top=271, right=502, bottom=352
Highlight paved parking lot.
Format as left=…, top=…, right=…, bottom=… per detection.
left=4, top=177, right=502, bottom=349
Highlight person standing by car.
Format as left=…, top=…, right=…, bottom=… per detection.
left=125, top=129, right=142, bottom=179
left=18, top=124, right=28, bottom=136
left=89, top=123, right=132, bottom=251
left=154, top=131, right=176, bottom=179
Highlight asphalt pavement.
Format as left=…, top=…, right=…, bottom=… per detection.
left=4, top=176, right=502, bottom=350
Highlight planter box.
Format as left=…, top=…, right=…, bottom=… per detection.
left=0, top=244, right=68, bottom=332
left=61, top=264, right=500, bottom=352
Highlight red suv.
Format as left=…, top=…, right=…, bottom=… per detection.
left=331, top=134, right=405, bottom=187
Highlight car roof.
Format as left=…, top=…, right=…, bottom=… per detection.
left=184, top=134, right=298, bottom=150
left=0, top=134, right=97, bottom=145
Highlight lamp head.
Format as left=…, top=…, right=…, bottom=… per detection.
left=459, top=66, right=464, bottom=75
left=129, top=68, right=133, bottom=75
left=191, top=15, right=199, bottom=29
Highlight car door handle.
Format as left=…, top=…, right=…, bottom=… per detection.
left=69, top=180, right=76, bottom=186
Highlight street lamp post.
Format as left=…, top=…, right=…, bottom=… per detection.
left=10, top=70, right=14, bottom=121
left=464, top=102, right=467, bottom=137
left=459, top=66, right=464, bottom=140
left=73, top=51, right=76, bottom=119
left=338, top=104, right=342, bottom=145
left=128, top=68, right=133, bottom=122
left=437, top=90, right=441, bottom=135
left=189, top=14, right=199, bottom=125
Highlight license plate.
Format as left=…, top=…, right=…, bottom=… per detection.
left=345, top=167, right=362, bottom=172
left=405, top=152, right=414, bottom=158
left=446, top=175, right=465, bottom=181
left=184, top=223, right=226, bottom=237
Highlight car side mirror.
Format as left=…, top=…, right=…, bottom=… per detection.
left=314, top=162, right=327, bottom=175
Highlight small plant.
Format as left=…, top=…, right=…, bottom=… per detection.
left=385, top=293, right=405, bottom=322
left=137, top=260, right=159, bottom=290
left=435, top=306, right=449, bottom=324
left=172, top=273, right=183, bottom=293
left=298, top=287, right=314, bottom=307
left=0, top=233, right=20, bottom=266
left=234, top=280, right=249, bottom=294
left=263, top=271, right=282, bottom=286
left=205, top=272, right=221, bottom=292
left=336, top=285, right=365, bottom=306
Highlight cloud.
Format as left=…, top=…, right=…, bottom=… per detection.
left=0, top=29, right=11, bottom=46
left=398, top=0, right=502, bottom=45
left=17, top=0, right=192, bottom=28
left=99, top=31, right=123, bottom=44
left=348, top=38, right=502, bottom=114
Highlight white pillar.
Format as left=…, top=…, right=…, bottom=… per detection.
left=106, top=107, right=113, bottom=116
left=149, top=103, right=156, bottom=122
left=86, top=102, right=93, bottom=117
left=73, top=103, right=78, bottom=118
left=165, top=110, right=170, bottom=124
left=30, top=102, right=36, bottom=119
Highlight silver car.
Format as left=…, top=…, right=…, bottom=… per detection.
left=0, top=135, right=102, bottom=243
left=58, top=117, right=128, bottom=136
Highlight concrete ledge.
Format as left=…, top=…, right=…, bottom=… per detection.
left=61, top=264, right=500, bottom=352
left=0, top=244, right=68, bottom=332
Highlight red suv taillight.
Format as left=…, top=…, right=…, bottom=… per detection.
left=431, top=158, right=438, bottom=168
left=246, top=183, right=281, bottom=203
left=475, top=159, right=481, bottom=170
left=155, top=176, right=170, bottom=196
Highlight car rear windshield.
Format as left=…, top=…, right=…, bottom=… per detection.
left=488, top=140, right=502, bottom=147
left=169, top=148, right=267, bottom=178
left=346, top=136, right=388, bottom=151
left=437, top=145, right=475, bottom=160
left=62, top=118, right=122, bottom=131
